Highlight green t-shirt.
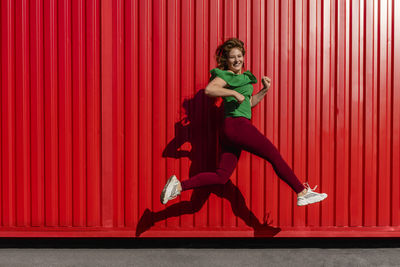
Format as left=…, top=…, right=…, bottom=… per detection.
left=209, top=68, right=257, bottom=119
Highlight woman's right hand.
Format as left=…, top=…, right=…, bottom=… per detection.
left=234, top=92, right=245, bottom=104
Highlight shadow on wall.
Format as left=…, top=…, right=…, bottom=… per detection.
left=136, top=89, right=280, bottom=237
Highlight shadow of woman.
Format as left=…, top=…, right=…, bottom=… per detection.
left=136, top=89, right=280, bottom=237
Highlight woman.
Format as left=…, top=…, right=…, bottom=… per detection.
left=161, top=38, right=327, bottom=207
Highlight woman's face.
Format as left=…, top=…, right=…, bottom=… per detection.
left=227, top=48, right=243, bottom=74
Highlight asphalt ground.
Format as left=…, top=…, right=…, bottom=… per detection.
left=0, top=238, right=399, bottom=266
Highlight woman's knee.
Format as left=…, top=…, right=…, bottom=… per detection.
left=216, top=176, right=230, bottom=185
left=215, top=171, right=231, bottom=184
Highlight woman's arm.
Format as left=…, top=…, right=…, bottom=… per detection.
left=250, top=76, right=271, bottom=108
left=250, top=88, right=268, bottom=108
left=205, top=77, right=245, bottom=103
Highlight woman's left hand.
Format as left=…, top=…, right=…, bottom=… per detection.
left=261, top=76, right=271, bottom=91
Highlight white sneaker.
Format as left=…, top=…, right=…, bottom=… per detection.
left=160, top=175, right=181, bottom=205
left=297, top=182, right=327, bottom=206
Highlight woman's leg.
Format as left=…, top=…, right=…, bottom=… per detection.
left=180, top=144, right=241, bottom=191
left=224, top=117, right=305, bottom=194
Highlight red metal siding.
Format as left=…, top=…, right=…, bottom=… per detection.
left=0, top=0, right=399, bottom=237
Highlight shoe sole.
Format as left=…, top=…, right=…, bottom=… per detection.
left=297, top=194, right=328, bottom=206
left=160, top=175, right=176, bottom=204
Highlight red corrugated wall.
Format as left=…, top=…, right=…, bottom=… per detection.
left=0, top=0, right=399, bottom=237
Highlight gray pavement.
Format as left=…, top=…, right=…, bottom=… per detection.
left=0, top=248, right=400, bottom=267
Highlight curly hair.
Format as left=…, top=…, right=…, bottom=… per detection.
left=215, top=38, right=246, bottom=70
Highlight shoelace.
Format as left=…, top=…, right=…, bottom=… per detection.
left=303, top=182, right=317, bottom=192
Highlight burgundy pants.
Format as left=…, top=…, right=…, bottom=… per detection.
left=181, top=116, right=305, bottom=194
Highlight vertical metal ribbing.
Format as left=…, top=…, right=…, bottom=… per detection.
left=1, top=0, right=16, bottom=227
left=15, top=0, right=31, bottom=226
left=101, top=0, right=113, bottom=227
left=0, top=0, right=399, bottom=237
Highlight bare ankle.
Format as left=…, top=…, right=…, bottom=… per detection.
left=178, top=183, right=182, bottom=193
left=297, top=188, right=307, bottom=197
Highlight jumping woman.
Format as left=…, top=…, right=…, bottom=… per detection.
left=160, top=38, right=327, bottom=207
